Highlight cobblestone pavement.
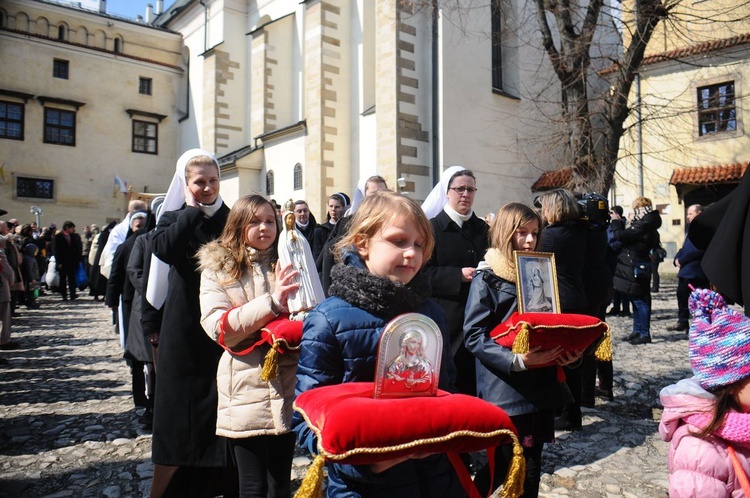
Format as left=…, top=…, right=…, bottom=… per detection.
left=0, top=278, right=690, bottom=497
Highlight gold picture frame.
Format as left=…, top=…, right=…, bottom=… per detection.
left=514, top=251, right=561, bottom=314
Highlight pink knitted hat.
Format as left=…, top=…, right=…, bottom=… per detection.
left=689, top=289, right=750, bottom=391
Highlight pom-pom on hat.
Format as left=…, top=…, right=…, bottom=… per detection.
left=689, top=288, right=750, bottom=391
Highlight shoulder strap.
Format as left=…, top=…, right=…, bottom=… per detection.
left=447, top=451, right=494, bottom=498
left=727, top=444, right=750, bottom=496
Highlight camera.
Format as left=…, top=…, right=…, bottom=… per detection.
left=533, top=191, right=610, bottom=230
left=575, top=192, right=610, bottom=231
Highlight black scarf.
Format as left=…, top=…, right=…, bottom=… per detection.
left=328, top=263, right=432, bottom=321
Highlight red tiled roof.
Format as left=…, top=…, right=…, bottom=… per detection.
left=531, top=166, right=573, bottom=191
left=643, top=33, right=750, bottom=67
left=600, top=33, right=750, bottom=75
left=669, top=162, right=749, bottom=185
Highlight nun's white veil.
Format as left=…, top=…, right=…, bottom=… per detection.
left=421, top=166, right=466, bottom=219
left=345, top=176, right=369, bottom=217
left=146, top=149, right=219, bottom=309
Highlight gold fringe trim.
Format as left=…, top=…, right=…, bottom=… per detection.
left=293, top=402, right=525, bottom=460
left=259, top=347, right=279, bottom=382
left=494, top=320, right=603, bottom=342
left=510, top=323, right=531, bottom=354
left=293, top=404, right=527, bottom=498
left=594, top=326, right=612, bottom=362
left=498, top=432, right=526, bottom=498
left=293, top=454, right=325, bottom=498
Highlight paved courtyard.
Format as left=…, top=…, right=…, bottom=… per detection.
left=0, top=277, right=690, bottom=497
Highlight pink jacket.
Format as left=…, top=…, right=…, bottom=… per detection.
left=660, top=378, right=750, bottom=498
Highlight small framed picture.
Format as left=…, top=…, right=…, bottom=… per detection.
left=514, top=251, right=560, bottom=314
left=374, top=313, right=443, bottom=398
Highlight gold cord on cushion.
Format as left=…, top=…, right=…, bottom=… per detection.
left=259, top=346, right=279, bottom=381
left=594, top=328, right=612, bottom=362
left=260, top=337, right=301, bottom=382
left=510, top=323, right=531, bottom=354
left=293, top=454, right=325, bottom=498
left=498, top=432, right=526, bottom=498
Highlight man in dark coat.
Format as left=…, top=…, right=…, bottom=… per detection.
left=292, top=200, right=317, bottom=246
left=668, top=204, right=709, bottom=331
left=53, top=220, right=82, bottom=301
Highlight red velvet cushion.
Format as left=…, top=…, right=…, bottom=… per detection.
left=261, top=318, right=304, bottom=353
left=491, top=312, right=608, bottom=367
left=293, top=382, right=518, bottom=465
left=218, top=315, right=303, bottom=355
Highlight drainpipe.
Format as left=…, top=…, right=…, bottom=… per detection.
left=178, top=56, right=191, bottom=123
left=199, top=1, right=208, bottom=52
left=635, top=73, right=644, bottom=197
left=431, top=1, right=440, bottom=185
left=634, top=0, right=644, bottom=198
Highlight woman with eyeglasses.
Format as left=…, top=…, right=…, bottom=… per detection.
left=422, top=166, right=489, bottom=397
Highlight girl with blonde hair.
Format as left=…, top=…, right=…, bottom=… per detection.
left=464, top=202, right=581, bottom=497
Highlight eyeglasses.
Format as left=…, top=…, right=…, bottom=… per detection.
left=448, top=187, right=478, bottom=195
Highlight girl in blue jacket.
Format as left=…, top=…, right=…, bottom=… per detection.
left=293, top=190, right=466, bottom=497
left=463, top=202, right=581, bottom=498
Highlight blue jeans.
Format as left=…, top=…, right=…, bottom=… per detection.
left=631, top=295, right=652, bottom=338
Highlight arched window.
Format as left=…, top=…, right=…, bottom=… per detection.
left=36, top=16, right=50, bottom=36
left=77, top=26, right=89, bottom=45
left=114, top=37, right=122, bottom=53
left=293, top=163, right=302, bottom=190
left=57, top=24, right=66, bottom=40
left=14, top=12, right=30, bottom=31
left=266, top=171, right=275, bottom=196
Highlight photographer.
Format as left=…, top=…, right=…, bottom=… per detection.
left=610, top=198, right=662, bottom=345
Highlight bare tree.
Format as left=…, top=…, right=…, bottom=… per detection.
left=404, top=0, right=750, bottom=194
left=529, top=0, right=674, bottom=194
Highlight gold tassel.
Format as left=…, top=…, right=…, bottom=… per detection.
left=511, top=323, right=530, bottom=354
left=294, top=454, right=325, bottom=498
left=259, top=346, right=279, bottom=382
left=594, top=330, right=613, bottom=362
left=498, top=434, right=526, bottom=498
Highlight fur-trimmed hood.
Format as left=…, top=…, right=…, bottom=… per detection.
left=197, top=240, right=275, bottom=277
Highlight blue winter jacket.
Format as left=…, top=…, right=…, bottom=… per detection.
left=674, top=235, right=707, bottom=281
left=293, top=264, right=466, bottom=497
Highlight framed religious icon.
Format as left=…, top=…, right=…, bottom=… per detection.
left=514, top=251, right=561, bottom=314
left=374, top=313, right=443, bottom=398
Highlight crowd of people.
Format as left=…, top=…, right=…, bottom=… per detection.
left=3, top=150, right=747, bottom=497
left=0, top=217, right=96, bottom=356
